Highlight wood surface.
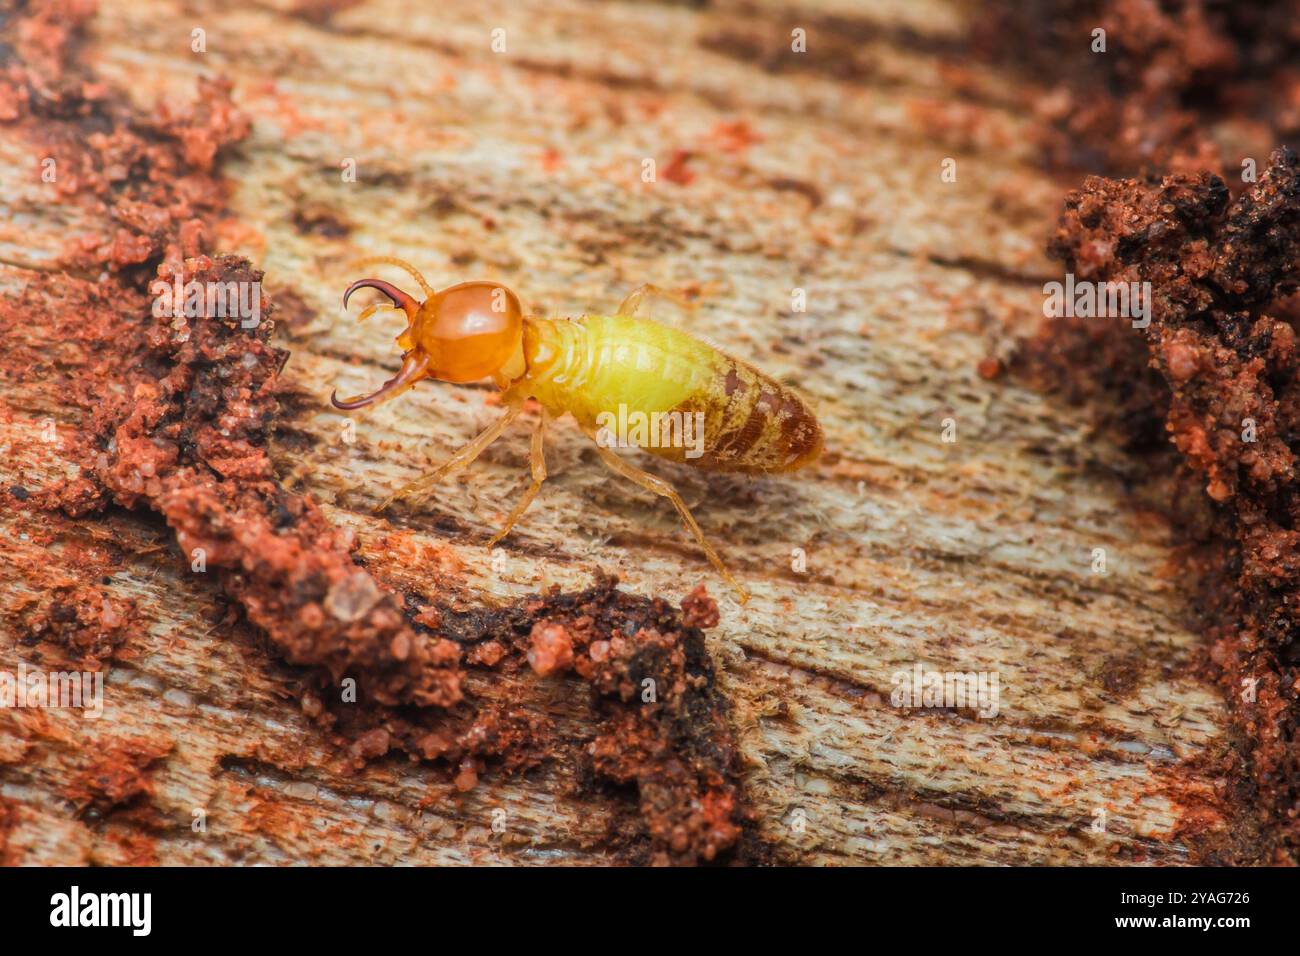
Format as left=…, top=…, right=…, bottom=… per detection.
left=0, top=0, right=1246, bottom=864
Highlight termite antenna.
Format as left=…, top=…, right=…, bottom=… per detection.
left=349, top=256, right=436, bottom=298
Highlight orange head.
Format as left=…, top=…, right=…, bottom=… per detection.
left=331, top=277, right=525, bottom=410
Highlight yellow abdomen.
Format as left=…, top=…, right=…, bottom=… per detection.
left=515, top=315, right=822, bottom=474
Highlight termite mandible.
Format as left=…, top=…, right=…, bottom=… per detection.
left=330, top=257, right=824, bottom=604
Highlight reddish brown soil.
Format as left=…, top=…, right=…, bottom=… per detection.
left=1031, top=152, right=1300, bottom=860
left=974, top=0, right=1300, bottom=179
left=986, top=0, right=1300, bottom=863
left=13, top=582, right=140, bottom=666
left=65, top=736, right=174, bottom=817
left=0, top=797, right=14, bottom=864
left=423, top=579, right=751, bottom=865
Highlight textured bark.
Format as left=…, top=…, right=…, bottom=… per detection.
left=0, top=0, right=1264, bottom=864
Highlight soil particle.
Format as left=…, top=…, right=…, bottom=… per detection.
left=466, top=640, right=506, bottom=668
left=15, top=584, right=139, bottom=665
left=975, top=356, right=1004, bottom=381
left=526, top=621, right=574, bottom=677
left=680, top=584, right=721, bottom=630
left=65, top=736, right=174, bottom=817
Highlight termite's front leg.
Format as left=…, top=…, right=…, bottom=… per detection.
left=487, top=410, right=548, bottom=547
left=378, top=403, right=524, bottom=513
left=592, top=444, right=750, bottom=604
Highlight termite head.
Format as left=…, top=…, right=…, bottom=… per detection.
left=331, top=277, right=525, bottom=410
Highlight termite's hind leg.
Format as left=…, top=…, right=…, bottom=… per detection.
left=487, top=410, right=548, bottom=547
left=593, top=444, right=750, bottom=604
left=616, top=284, right=697, bottom=325
left=378, top=403, right=524, bottom=513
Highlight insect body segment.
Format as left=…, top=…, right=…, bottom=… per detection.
left=515, top=314, right=719, bottom=455
left=519, top=314, right=823, bottom=474
left=331, top=258, right=824, bottom=603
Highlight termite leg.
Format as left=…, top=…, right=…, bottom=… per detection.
left=378, top=403, right=525, bottom=512
left=487, top=410, right=549, bottom=547
left=592, top=444, right=750, bottom=604
left=616, top=283, right=697, bottom=324
left=354, top=301, right=398, bottom=324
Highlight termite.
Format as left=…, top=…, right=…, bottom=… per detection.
left=330, top=257, right=824, bottom=603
